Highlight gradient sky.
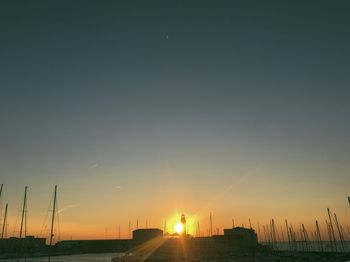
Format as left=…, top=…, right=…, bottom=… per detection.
left=1, top=1, right=350, bottom=240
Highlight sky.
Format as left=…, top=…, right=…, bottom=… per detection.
left=0, top=1, right=350, bottom=241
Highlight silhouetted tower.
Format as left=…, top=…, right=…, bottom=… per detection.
left=181, top=214, right=186, bottom=236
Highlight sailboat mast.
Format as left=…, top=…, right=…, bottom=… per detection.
left=327, top=208, right=337, bottom=251
left=209, top=212, right=213, bottom=236
left=1, top=203, right=8, bottom=239
left=197, top=221, right=200, bottom=237
left=49, top=185, right=57, bottom=246
left=0, top=184, right=3, bottom=204
left=315, top=220, right=323, bottom=252
left=19, top=186, right=28, bottom=239
left=333, top=212, right=346, bottom=251
left=0, top=184, right=3, bottom=222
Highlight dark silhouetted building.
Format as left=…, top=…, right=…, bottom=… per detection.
left=55, top=239, right=131, bottom=253
left=132, top=228, right=163, bottom=244
left=0, top=236, right=46, bottom=254
left=224, top=227, right=258, bottom=244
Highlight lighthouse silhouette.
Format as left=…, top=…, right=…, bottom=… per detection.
left=181, top=214, right=186, bottom=237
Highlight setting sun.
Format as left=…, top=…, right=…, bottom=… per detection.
left=175, top=223, right=183, bottom=234
left=1, top=1, right=349, bottom=261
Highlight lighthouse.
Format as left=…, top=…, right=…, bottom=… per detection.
left=181, top=214, right=186, bottom=237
